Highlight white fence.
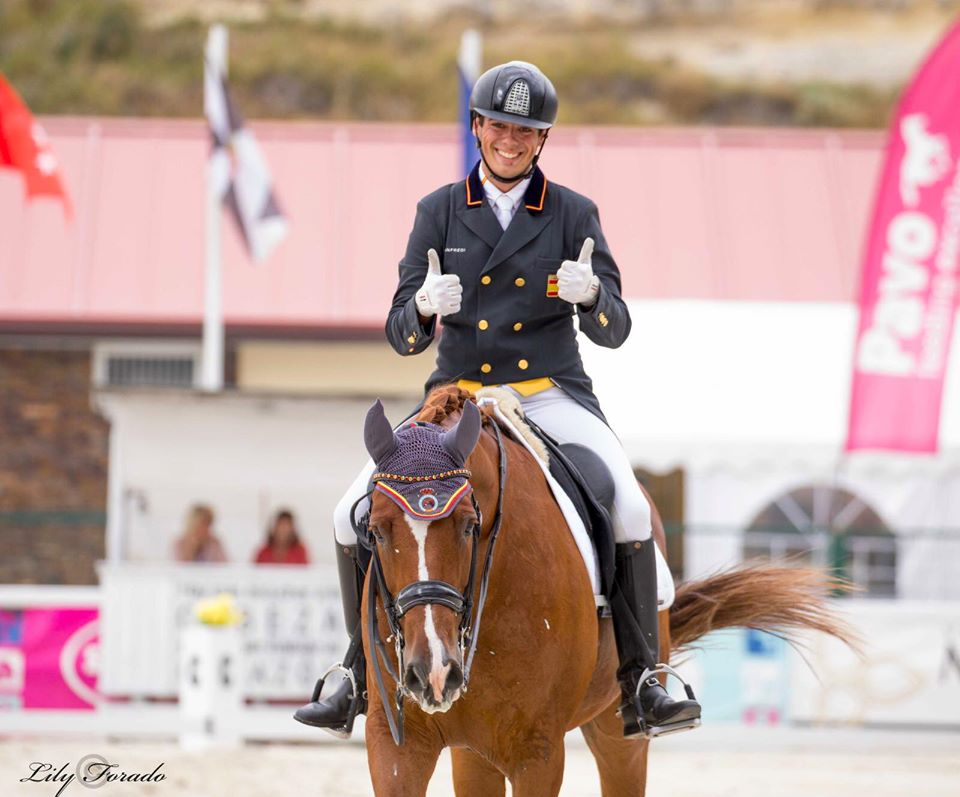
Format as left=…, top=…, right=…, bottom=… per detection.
left=97, top=562, right=346, bottom=700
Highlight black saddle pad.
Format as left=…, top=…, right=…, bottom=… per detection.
left=523, top=418, right=617, bottom=601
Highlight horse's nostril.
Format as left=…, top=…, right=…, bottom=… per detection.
left=445, top=661, right=464, bottom=695
left=403, top=661, right=429, bottom=694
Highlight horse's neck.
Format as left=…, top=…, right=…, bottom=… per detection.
left=483, top=428, right=572, bottom=558
left=476, top=427, right=596, bottom=649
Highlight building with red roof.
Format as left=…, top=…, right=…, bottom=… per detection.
left=2, top=118, right=958, bottom=602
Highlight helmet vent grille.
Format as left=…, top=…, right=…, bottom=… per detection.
left=503, top=80, right=531, bottom=117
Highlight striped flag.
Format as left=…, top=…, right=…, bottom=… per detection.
left=204, top=30, right=287, bottom=263
left=458, top=30, right=482, bottom=178
left=546, top=274, right=559, bottom=298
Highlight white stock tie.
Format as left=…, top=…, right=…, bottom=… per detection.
left=494, top=194, right=515, bottom=231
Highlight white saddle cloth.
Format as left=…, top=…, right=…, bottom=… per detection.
left=475, top=396, right=676, bottom=611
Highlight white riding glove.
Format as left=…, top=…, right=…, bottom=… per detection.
left=415, top=248, right=462, bottom=317
left=557, top=237, right=600, bottom=307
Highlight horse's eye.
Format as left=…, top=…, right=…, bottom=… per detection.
left=370, top=524, right=386, bottom=544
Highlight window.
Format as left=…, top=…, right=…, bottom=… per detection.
left=744, top=485, right=896, bottom=598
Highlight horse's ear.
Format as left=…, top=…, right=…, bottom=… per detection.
left=364, top=399, right=398, bottom=464
left=442, top=400, right=481, bottom=463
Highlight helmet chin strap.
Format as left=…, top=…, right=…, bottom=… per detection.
left=476, top=130, right=550, bottom=186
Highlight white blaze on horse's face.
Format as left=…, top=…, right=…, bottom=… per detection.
left=402, top=516, right=464, bottom=713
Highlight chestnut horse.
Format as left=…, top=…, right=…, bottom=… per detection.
left=360, top=385, right=850, bottom=796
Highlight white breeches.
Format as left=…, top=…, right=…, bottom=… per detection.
left=333, top=387, right=652, bottom=546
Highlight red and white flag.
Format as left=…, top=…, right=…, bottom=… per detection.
left=846, top=21, right=960, bottom=453
left=0, top=74, right=71, bottom=215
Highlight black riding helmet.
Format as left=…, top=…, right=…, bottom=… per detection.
left=470, top=61, right=557, bottom=183
left=469, top=61, right=558, bottom=130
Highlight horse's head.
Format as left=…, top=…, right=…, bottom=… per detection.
left=363, top=398, right=483, bottom=714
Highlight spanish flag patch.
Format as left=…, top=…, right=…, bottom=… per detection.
left=546, top=274, right=559, bottom=297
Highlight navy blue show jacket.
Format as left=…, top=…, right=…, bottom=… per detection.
left=385, top=163, right=632, bottom=423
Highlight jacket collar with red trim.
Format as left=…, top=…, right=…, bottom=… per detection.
left=465, top=162, right=547, bottom=214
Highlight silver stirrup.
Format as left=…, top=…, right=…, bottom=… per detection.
left=320, top=662, right=359, bottom=698
left=316, top=663, right=359, bottom=740
left=635, top=663, right=693, bottom=696
left=635, top=663, right=702, bottom=739
left=642, top=717, right=701, bottom=739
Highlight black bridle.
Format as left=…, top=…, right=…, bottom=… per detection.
left=351, top=420, right=507, bottom=745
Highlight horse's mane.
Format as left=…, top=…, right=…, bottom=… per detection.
left=417, top=384, right=551, bottom=463
left=416, top=384, right=478, bottom=426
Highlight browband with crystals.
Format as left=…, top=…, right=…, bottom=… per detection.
left=372, top=468, right=471, bottom=484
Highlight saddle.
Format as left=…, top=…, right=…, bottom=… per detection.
left=525, top=419, right=617, bottom=603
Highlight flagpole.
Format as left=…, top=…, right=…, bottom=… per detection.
left=458, top=29, right=482, bottom=177
left=202, top=25, right=227, bottom=393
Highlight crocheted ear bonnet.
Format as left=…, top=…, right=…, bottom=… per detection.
left=364, top=400, right=481, bottom=520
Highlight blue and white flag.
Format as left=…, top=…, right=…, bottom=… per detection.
left=458, top=30, right=482, bottom=178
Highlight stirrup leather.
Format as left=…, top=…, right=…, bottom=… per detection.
left=621, top=663, right=702, bottom=739
left=312, top=662, right=364, bottom=740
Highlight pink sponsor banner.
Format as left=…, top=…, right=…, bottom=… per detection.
left=0, top=608, right=99, bottom=709
left=847, top=21, right=960, bottom=453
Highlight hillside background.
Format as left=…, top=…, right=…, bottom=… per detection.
left=1, top=0, right=959, bottom=126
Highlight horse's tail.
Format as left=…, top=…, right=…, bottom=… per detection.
left=668, top=562, right=859, bottom=654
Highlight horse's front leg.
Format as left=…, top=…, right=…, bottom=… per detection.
left=451, top=748, right=506, bottom=797
left=504, top=734, right=566, bottom=797
left=366, top=710, right=444, bottom=797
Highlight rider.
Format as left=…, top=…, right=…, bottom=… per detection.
left=295, top=61, right=701, bottom=739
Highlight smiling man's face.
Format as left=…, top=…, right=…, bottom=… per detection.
left=474, top=116, right=545, bottom=189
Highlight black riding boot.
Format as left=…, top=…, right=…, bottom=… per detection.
left=293, top=542, right=368, bottom=738
left=611, top=539, right=702, bottom=739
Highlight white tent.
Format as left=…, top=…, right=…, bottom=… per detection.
left=582, top=299, right=960, bottom=598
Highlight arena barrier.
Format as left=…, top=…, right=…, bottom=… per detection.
left=679, top=599, right=960, bottom=730
left=2, top=571, right=958, bottom=738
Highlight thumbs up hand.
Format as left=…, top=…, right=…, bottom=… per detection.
left=557, top=237, right=600, bottom=307
left=415, top=248, right=463, bottom=317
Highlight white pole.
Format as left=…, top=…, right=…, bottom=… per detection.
left=459, top=29, right=482, bottom=84
left=202, top=25, right=228, bottom=392
left=100, top=398, right=124, bottom=563
left=458, top=30, right=482, bottom=177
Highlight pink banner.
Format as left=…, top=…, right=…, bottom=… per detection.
left=0, top=608, right=99, bottom=710
left=847, top=21, right=960, bottom=453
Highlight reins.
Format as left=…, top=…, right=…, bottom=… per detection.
left=352, top=419, right=507, bottom=746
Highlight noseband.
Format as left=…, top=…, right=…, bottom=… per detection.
left=351, top=420, right=506, bottom=746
